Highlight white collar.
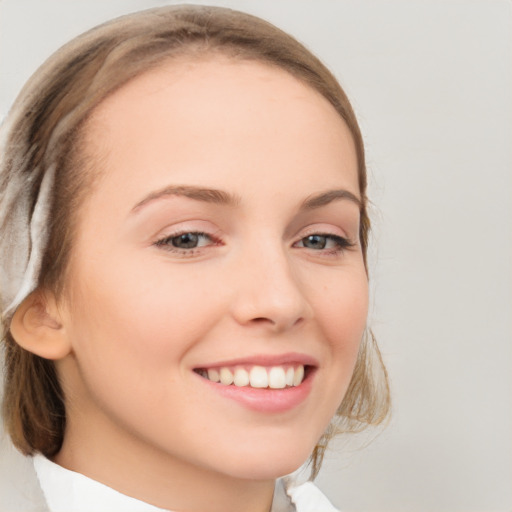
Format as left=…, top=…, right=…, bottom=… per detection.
left=33, top=455, right=168, bottom=512
left=33, top=455, right=338, bottom=512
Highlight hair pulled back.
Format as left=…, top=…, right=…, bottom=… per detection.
left=0, top=5, right=389, bottom=478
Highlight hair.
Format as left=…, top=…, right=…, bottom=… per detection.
left=0, top=4, right=390, bottom=479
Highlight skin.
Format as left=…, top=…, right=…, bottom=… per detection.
left=44, top=57, right=368, bottom=512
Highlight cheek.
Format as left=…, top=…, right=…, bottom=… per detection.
left=309, top=267, right=369, bottom=386
left=68, top=252, right=221, bottom=353
left=312, top=267, right=368, bottom=343
left=60, top=263, right=217, bottom=425
left=62, top=256, right=230, bottom=413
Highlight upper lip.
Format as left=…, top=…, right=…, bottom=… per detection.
left=194, top=352, right=319, bottom=369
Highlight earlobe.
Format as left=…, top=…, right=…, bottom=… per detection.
left=9, top=290, right=72, bottom=360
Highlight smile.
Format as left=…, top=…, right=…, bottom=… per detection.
left=195, top=364, right=306, bottom=389
left=192, top=354, right=317, bottom=413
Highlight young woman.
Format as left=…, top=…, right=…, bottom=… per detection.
left=0, top=5, right=389, bottom=511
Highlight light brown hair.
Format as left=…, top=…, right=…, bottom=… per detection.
left=0, top=4, right=389, bottom=479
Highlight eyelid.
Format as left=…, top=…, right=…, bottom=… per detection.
left=153, top=231, right=223, bottom=259
left=292, top=223, right=358, bottom=256
left=151, top=218, right=225, bottom=255
left=150, top=218, right=221, bottom=242
left=296, top=223, right=352, bottom=241
left=154, top=231, right=213, bottom=247
left=294, top=233, right=355, bottom=248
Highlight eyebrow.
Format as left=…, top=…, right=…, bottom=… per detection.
left=131, top=185, right=362, bottom=214
left=300, top=189, right=362, bottom=210
left=131, top=185, right=241, bottom=213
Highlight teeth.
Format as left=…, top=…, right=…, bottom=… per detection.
left=285, top=367, right=294, bottom=387
left=233, top=368, right=250, bottom=387
left=268, top=367, right=286, bottom=389
left=220, top=367, right=234, bottom=385
left=207, top=368, right=220, bottom=383
left=249, top=366, right=268, bottom=388
left=201, top=364, right=306, bottom=389
left=293, top=365, right=304, bottom=387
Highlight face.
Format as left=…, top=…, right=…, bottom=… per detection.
left=56, top=57, right=368, bottom=483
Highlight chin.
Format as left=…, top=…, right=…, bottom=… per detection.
left=225, top=459, right=307, bottom=481
left=208, top=438, right=316, bottom=481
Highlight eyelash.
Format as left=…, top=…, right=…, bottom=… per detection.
left=294, top=233, right=356, bottom=255
left=154, top=231, right=355, bottom=256
left=154, top=231, right=219, bottom=257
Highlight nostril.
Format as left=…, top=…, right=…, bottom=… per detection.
left=249, top=316, right=304, bottom=331
left=252, top=317, right=272, bottom=324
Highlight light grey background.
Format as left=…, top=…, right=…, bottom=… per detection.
left=1, top=1, right=511, bottom=511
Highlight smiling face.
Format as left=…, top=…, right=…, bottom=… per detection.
left=53, top=56, right=368, bottom=505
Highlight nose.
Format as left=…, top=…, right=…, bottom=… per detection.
left=229, top=242, right=312, bottom=333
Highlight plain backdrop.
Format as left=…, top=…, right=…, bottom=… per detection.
left=0, top=1, right=511, bottom=511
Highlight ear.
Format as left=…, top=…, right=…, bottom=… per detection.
left=9, top=290, right=72, bottom=360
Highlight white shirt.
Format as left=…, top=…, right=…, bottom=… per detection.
left=33, top=455, right=339, bottom=512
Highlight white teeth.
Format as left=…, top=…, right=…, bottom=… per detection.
left=268, top=367, right=286, bottom=389
left=202, top=364, right=306, bottom=388
left=293, top=365, right=304, bottom=387
left=285, top=367, right=294, bottom=386
left=207, top=368, right=220, bottom=383
left=233, top=368, right=250, bottom=387
left=249, top=366, right=268, bottom=388
left=220, top=367, right=234, bottom=385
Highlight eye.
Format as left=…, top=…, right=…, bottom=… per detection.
left=155, top=231, right=216, bottom=252
left=295, top=234, right=355, bottom=253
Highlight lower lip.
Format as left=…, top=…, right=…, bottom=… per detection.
left=197, top=370, right=315, bottom=413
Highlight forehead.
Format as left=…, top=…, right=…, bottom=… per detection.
left=81, top=56, right=359, bottom=203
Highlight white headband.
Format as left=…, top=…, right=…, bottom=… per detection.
left=0, top=113, right=56, bottom=320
